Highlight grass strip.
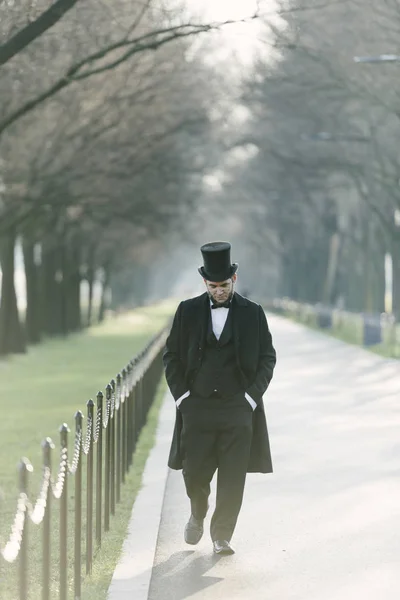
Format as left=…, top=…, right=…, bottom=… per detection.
left=0, top=301, right=175, bottom=599
left=274, top=308, right=400, bottom=359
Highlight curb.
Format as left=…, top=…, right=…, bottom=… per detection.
left=107, top=391, right=174, bottom=600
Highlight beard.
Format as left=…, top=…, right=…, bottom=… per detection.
left=207, top=287, right=235, bottom=305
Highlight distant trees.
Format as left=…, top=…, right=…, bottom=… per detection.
left=222, top=0, right=400, bottom=316
left=0, top=0, right=248, bottom=355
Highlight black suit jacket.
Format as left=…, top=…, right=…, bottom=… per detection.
left=163, top=292, right=276, bottom=405
left=163, top=292, right=277, bottom=473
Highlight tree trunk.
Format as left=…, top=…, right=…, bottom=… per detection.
left=40, top=237, right=63, bottom=336
left=0, top=229, right=26, bottom=355
left=98, top=264, right=111, bottom=323
left=86, top=245, right=95, bottom=327
left=65, top=240, right=81, bottom=332
left=322, top=232, right=340, bottom=305
left=362, top=218, right=373, bottom=313
left=22, top=236, right=41, bottom=344
left=393, top=235, right=400, bottom=320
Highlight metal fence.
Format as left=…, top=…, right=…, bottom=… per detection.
left=0, top=326, right=168, bottom=600
left=268, top=298, right=400, bottom=355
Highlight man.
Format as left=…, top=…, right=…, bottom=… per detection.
left=163, top=241, right=276, bottom=555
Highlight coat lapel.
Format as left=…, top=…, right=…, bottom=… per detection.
left=232, top=293, right=248, bottom=347
left=232, top=293, right=248, bottom=379
left=199, top=293, right=209, bottom=351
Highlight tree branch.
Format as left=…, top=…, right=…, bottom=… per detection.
left=0, top=19, right=244, bottom=136
left=0, top=0, right=80, bottom=67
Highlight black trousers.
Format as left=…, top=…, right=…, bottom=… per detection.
left=180, top=394, right=253, bottom=542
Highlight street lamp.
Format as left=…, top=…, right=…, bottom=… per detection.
left=353, top=54, right=400, bottom=63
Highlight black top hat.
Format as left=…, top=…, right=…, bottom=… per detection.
left=198, top=241, right=238, bottom=282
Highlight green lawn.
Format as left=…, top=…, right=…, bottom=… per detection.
left=0, top=300, right=176, bottom=599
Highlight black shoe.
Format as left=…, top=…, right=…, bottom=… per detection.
left=184, top=515, right=204, bottom=545
left=213, top=540, right=235, bottom=555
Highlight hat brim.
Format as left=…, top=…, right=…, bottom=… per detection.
left=198, top=263, right=238, bottom=282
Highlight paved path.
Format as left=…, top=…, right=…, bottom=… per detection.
left=110, top=314, right=400, bottom=600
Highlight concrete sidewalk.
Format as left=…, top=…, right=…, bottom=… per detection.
left=109, top=314, right=400, bottom=600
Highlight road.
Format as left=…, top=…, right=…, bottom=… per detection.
left=147, top=314, right=400, bottom=600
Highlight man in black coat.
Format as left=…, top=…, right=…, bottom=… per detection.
left=163, top=241, right=276, bottom=555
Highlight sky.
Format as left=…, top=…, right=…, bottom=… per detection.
left=184, top=0, right=281, bottom=67
left=179, top=0, right=283, bottom=194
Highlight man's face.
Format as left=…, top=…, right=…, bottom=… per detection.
left=204, top=274, right=237, bottom=304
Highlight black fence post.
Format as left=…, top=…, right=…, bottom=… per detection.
left=19, top=459, right=32, bottom=600
left=59, top=424, right=69, bottom=600
left=142, top=365, right=148, bottom=419
left=121, top=368, right=128, bottom=483
left=86, top=400, right=94, bottom=575
left=74, top=411, right=83, bottom=600
left=96, top=392, right=103, bottom=547
left=110, top=379, right=116, bottom=516
left=104, top=384, right=112, bottom=532
left=146, top=359, right=152, bottom=414
left=42, top=439, right=53, bottom=600
left=128, top=361, right=136, bottom=469
left=137, top=371, right=143, bottom=440
left=134, top=358, right=141, bottom=446
left=116, top=372, right=122, bottom=505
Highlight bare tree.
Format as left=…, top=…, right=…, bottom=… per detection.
left=0, top=0, right=227, bottom=354
left=219, top=0, right=400, bottom=315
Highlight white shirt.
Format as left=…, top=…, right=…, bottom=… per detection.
left=175, top=300, right=256, bottom=410
left=210, top=303, right=229, bottom=340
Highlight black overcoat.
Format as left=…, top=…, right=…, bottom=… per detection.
left=163, top=292, right=277, bottom=473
